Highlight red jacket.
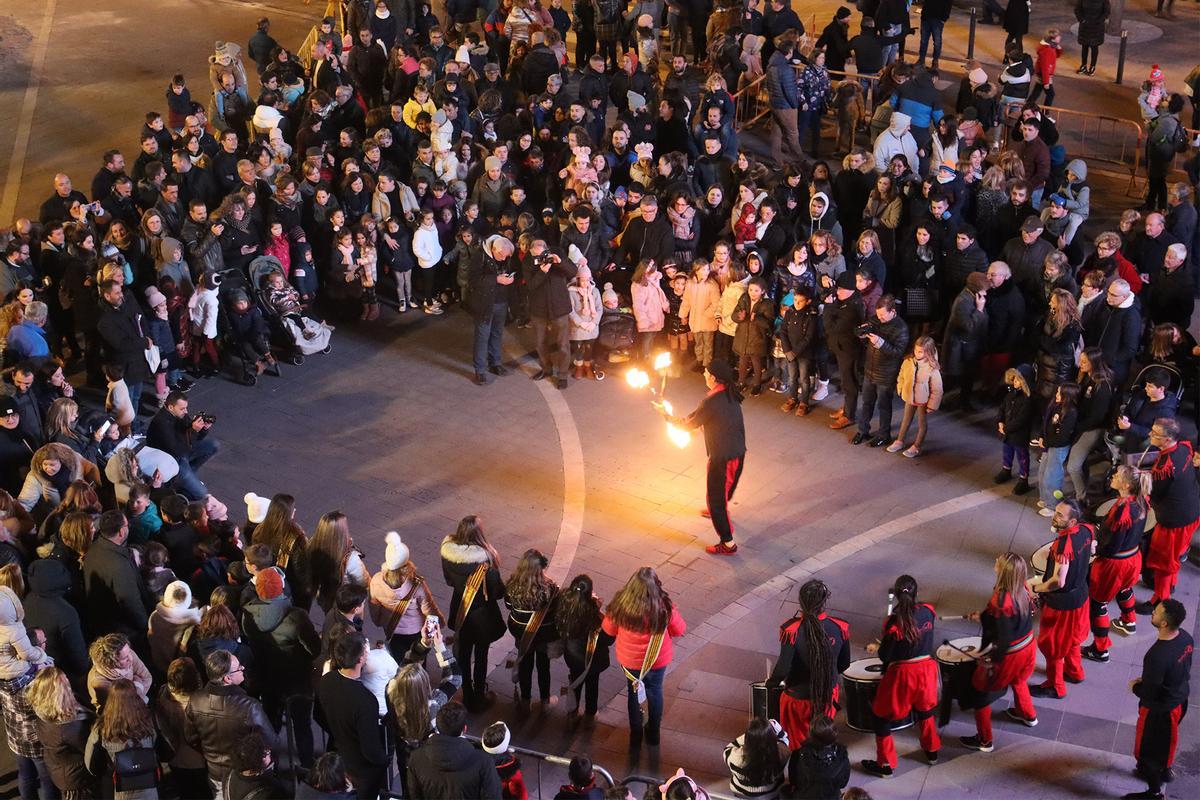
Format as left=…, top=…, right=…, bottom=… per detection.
left=602, top=605, right=687, bottom=671
left=1035, top=41, right=1062, bottom=85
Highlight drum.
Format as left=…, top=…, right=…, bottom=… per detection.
left=841, top=658, right=914, bottom=733
left=749, top=681, right=781, bottom=722
left=1030, top=540, right=1054, bottom=579
left=935, top=636, right=983, bottom=726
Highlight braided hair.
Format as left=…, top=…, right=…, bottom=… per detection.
left=797, top=579, right=833, bottom=717
left=890, top=575, right=920, bottom=643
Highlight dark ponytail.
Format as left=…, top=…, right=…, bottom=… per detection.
left=891, top=575, right=919, bottom=643
left=798, top=580, right=833, bottom=717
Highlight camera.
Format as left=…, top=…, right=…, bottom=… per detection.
left=856, top=322, right=875, bottom=338
left=194, top=412, right=216, bottom=425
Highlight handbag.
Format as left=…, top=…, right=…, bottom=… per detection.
left=145, top=343, right=162, bottom=373
left=113, top=746, right=160, bottom=792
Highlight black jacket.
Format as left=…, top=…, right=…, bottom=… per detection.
left=147, top=408, right=200, bottom=459
left=999, top=385, right=1035, bottom=445
left=943, top=243, right=988, bottom=296
left=862, top=314, right=909, bottom=384
left=615, top=215, right=674, bottom=270
left=37, top=714, right=95, bottom=794
left=942, top=288, right=988, bottom=377
left=825, top=292, right=866, bottom=357
left=1076, top=374, right=1115, bottom=431
left=984, top=278, right=1025, bottom=354
left=23, top=558, right=90, bottom=686
left=96, top=297, right=149, bottom=384
left=185, top=682, right=274, bottom=780
left=1083, top=301, right=1142, bottom=382
left=465, top=242, right=515, bottom=321
left=682, top=387, right=746, bottom=461
left=521, top=45, right=561, bottom=95
left=241, top=593, right=321, bottom=695
left=788, top=742, right=851, bottom=800
left=1144, top=265, right=1196, bottom=330
left=527, top=254, right=574, bottom=319
left=80, top=536, right=150, bottom=639
left=440, top=540, right=506, bottom=643
left=779, top=305, right=818, bottom=361
left=406, top=733, right=503, bottom=800
left=317, top=671, right=388, bottom=778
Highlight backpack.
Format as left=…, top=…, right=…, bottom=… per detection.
left=1150, top=116, right=1186, bottom=161
left=113, top=746, right=160, bottom=792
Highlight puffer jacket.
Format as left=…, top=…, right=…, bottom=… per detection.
left=440, top=540, right=506, bottom=644
left=241, top=591, right=321, bottom=694
left=716, top=279, right=747, bottom=337
left=678, top=277, right=721, bottom=332
left=0, top=586, right=46, bottom=680
left=631, top=274, right=670, bottom=333
left=368, top=571, right=437, bottom=638
left=766, top=51, right=799, bottom=110
left=184, top=681, right=274, bottom=779
left=897, top=356, right=944, bottom=409
left=862, top=314, right=909, bottom=384
left=567, top=283, right=604, bottom=342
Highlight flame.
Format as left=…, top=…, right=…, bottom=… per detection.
left=666, top=423, right=691, bottom=448
left=653, top=352, right=672, bottom=371
left=625, top=368, right=650, bottom=389
left=661, top=399, right=674, bottom=416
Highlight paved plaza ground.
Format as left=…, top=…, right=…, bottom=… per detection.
left=0, top=1, right=1197, bottom=797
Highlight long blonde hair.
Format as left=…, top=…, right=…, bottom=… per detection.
left=605, top=567, right=673, bottom=634
left=44, top=399, right=80, bottom=440
left=59, top=511, right=95, bottom=559
left=387, top=663, right=432, bottom=741
left=27, top=667, right=81, bottom=724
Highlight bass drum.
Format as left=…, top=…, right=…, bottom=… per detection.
left=841, top=658, right=913, bottom=733
left=935, top=636, right=983, bottom=726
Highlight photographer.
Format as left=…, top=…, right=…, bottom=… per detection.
left=466, top=235, right=517, bottom=386
left=147, top=391, right=219, bottom=501
left=854, top=295, right=910, bottom=447
left=527, top=239, right=575, bottom=390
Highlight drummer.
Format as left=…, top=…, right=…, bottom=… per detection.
left=1082, top=466, right=1151, bottom=663
left=767, top=579, right=851, bottom=750
left=861, top=575, right=940, bottom=778
left=1138, top=419, right=1200, bottom=612
left=960, top=552, right=1039, bottom=752
left=1030, top=500, right=1094, bottom=700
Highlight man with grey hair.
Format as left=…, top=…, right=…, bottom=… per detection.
left=6, top=301, right=50, bottom=363
left=1133, top=212, right=1181, bottom=282
left=1084, top=277, right=1142, bottom=383
left=467, top=235, right=517, bottom=386
left=1144, top=243, right=1194, bottom=329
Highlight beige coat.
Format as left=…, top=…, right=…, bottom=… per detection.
left=716, top=280, right=747, bottom=337
left=897, top=356, right=944, bottom=409
left=678, top=278, right=721, bottom=333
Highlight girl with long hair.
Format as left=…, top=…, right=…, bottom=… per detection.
left=861, top=576, right=940, bottom=778
left=602, top=567, right=686, bottom=752
left=1065, top=348, right=1116, bottom=508
left=724, top=716, right=790, bottom=798
left=308, top=511, right=369, bottom=613
left=252, top=493, right=312, bottom=610
left=996, top=365, right=1036, bottom=495
left=554, top=574, right=613, bottom=718
left=1034, top=288, right=1081, bottom=401
left=630, top=259, right=670, bottom=363
left=960, top=553, right=1039, bottom=751
left=1034, top=382, right=1080, bottom=515
left=890, top=337, right=943, bottom=458
left=714, top=260, right=747, bottom=368
left=44, top=399, right=104, bottom=466
left=767, top=579, right=850, bottom=751
left=29, top=666, right=96, bottom=799
left=1082, top=466, right=1152, bottom=663
left=504, top=549, right=559, bottom=709
left=440, top=515, right=505, bottom=712
left=370, top=532, right=442, bottom=663
left=85, top=679, right=159, bottom=800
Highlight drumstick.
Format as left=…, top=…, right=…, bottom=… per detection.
left=937, top=614, right=969, bottom=621
left=941, top=639, right=984, bottom=661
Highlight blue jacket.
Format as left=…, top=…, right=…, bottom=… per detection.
left=6, top=321, right=49, bottom=361
left=766, top=52, right=799, bottom=110
left=892, top=73, right=944, bottom=132
left=144, top=316, right=176, bottom=358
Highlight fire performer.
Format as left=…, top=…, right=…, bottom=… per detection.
left=664, top=360, right=746, bottom=555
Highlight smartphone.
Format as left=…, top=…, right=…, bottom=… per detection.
left=424, top=615, right=440, bottom=639
left=97, top=420, right=112, bottom=437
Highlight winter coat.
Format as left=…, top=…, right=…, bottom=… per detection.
left=22, top=559, right=89, bottom=685
left=147, top=597, right=202, bottom=676
left=716, top=280, right=747, bottom=337
left=1037, top=400, right=1078, bottom=448
left=184, top=682, right=273, bottom=780
left=1144, top=263, right=1196, bottom=329
left=17, top=449, right=99, bottom=514
left=766, top=52, right=799, bottom=110
left=87, top=648, right=151, bottom=709
left=1036, top=321, right=1082, bottom=398
left=984, top=278, right=1026, bottom=354
left=1075, top=0, right=1110, bottom=47
left=37, top=712, right=95, bottom=793
left=440, top=540, right=506, bottom=644
left=862, top=314, right=909, bottom=384
left=81, top=535, right=151, bottom=640
left=631, top=274, right=670, bottom=333
left=601, top=604, right=686, bottom=672
left=732, top=294, right=775, bottom=357
left=528, top=256, right=575, bottom=320
left=779, top=304, right=818, bottom=361
left=568, top=283, right=604, bottom=341
left=787, top=741, right=851, bottom=800
left=1033, top=40, right=1062, bottom=85
left=825, top=292, right=866, bottom=358
left=1084, top=299, right=1142, bottom=382
left=1076, top=374, right=1116, bottom=432
left=897, top=356, right=943, bottom=409
left=406, top=733, right=503, bottom=800
left=999, top=385, right=1035, bottom=445
left=188, top=286, right=219, bottom=338
left=679, top=278, right=721, bottom=333
left=368, top=572, right=437, bottom=638
left=0, top=587, right=46, bottom=680
left=241, top=591, right=321, bottom=694
left=941, top=288, right=988, bottom=377
left=1004, top=0, right=1031, bottom=38
left=892, top=72, right=944, bottom=133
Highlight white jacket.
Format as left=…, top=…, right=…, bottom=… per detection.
left=412, top=224, right=443, bottom=269
left=188, top=286, right=219, bottom=338
left=0, top=586, right=48, bottom=680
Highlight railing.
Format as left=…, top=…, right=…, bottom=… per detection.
left=298, top=0, right=345, bottom=68
left=620, top=773, right=741, bottom=800
left=999, top=101, right=1145, bottom=195
left=731, top=66, right=881, bottom=135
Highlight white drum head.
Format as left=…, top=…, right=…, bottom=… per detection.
left=1030, top=540, right=1054, bottom=575
left=843, top=658, right=885, bottom=682
left=936, top=636, right=983, bottom=663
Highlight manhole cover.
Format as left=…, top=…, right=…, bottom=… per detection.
left=1068, top=20, right=1163, bottom=45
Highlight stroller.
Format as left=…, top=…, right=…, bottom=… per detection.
left=248, top=256, right=333, bottom=362
left=1102, top=364, right=1186, bottom=477
left=597, top=308, right=637, bottom=365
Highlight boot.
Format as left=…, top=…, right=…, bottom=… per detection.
left=359, top=304, right=369, bottom=321
left=573, top=362, right=585, bottom=379
left=369, top=302, right=380, bottom=320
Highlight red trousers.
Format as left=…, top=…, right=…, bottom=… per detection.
left=1146, top=518, right=1198, bottom=602
left=1089, top=554, right=1140, bottom=652
left=779, top=687, right=838, bottom=751
left=871, top=659, right=940, bottom=768
left=1037, top=604, right=1088, bottom=695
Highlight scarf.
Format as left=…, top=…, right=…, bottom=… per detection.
left=666, top=204, right=695, bottom=240
left=570, top=281, right=597, bottom=317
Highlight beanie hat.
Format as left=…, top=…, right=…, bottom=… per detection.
left=601, top=282, right=619, bottom=307
left=484, top=155, right=502, bottom=172
left=1048, top=193, right=1067, bottom=206
left=162, top=581, right=193, bottom=608
left=627, top=91, right=647, bottom=110
left=145, top=286, right=167, bottom=308
left=256, top=567, right=285, bottom=600
left=1067, top=159, right=1087, bottom=181
left=967, top=272, right=991, bottom=293
left=835, top=6, right=852, bottom=19
left=244, top=492, right=269, bottom=524
left=1149, top=65, right=1163, bottom=83
left=836, top=270, right=857, bottom=290
left=384, top=531, right=409, bottom=572
left=968, top=67, right=988, bottom=86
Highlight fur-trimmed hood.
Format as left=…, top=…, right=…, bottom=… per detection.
left=440, top=538, right=492, bottom=565
left=842, top=152, right=877, bottom=174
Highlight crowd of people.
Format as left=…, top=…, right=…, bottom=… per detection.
left=0, top=0, right=1197, bottom=799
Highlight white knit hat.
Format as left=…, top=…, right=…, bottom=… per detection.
left=384, top=531, right=409, bottom=571
left=244, top=492, right=270, bottom=524
left=162, top=581, right=193, bottom=608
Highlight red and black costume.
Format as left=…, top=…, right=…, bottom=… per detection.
left=1147, top=440, right=1199, bottom=603
left=769, top=613, right=851, bottom=750
left=871, top=603, right=940, bottom=769
left=1036, top=522, right=1094, bottom=696
left=1131, top=630, right=1193, bottom=794
left=1088, top=496, right=1147, bottom=652
left=683, top=383, right=746, bottom=544
left=961, top=589, right=1038, bottom=741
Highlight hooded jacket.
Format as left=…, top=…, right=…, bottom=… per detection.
left=22, top=558, right=89, bottom=684
left=406, top=732, right=503, bottom=800
left=0, top=586, right=46, bottom=680
left=1060, top=159, right=1091, bottom=220
left=241, top=590, right=321, bottom=692
left=892, top=71, right=944, bottom=132
left=147, top=583, right=203, bottom=675
left=872, top=114, right=920, bottom=174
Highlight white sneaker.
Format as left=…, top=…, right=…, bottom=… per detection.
left=398, top=300, right=407, bottom=313
left=424, top=303, right=444, bottom=315
left=812, top=380, right=829, bottom=402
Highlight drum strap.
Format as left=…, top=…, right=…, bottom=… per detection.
left=1006, top=632, right=1034, bottom=653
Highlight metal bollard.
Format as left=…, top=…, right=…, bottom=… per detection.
left=967, top=7, right=977, bottom=60
left=1115, top=30, right=1128, bottom=85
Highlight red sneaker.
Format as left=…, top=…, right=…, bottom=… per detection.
left=705, top=542, right=739, bottom=555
